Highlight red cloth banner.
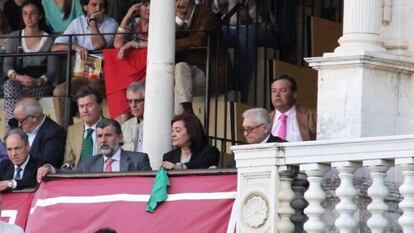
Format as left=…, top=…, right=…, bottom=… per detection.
left=1, top=192, right=34, bottom=229
left=25, top=174, right=236, bottom=233
left=103, top=48, right=147, bottom=119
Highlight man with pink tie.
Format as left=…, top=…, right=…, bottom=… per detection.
left=270, top=75, right=317, bottom=142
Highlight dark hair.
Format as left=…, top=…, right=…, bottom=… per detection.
left=271, top=75, right=298, bottom=92
left=172, top=114, right=208, bottom=153
left=76, top=86, right=103, bottom=105
left=80, top=0, right=108, bottom=13
left=96, top=119, right=122, bottom=135
left=94, top=228, right=117, bottom=233
left=21, top=0, right=50, bottom=33
left=0, top=11, right=11, bottom=35
left=4, top=128, right=29, bottom=145
left=61, top=0, right=73, bottom=20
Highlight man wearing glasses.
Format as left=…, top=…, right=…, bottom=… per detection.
left=12, top=98, right=66, bottom=168
left=121, top=81, right=145, bottom=153
left=227, top=107, right=285, bottom=168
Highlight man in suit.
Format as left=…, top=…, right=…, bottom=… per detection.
left=121, top=81, right=145, bottom=152
left=270, top=75, right=317, bottom=141
left=62, top=86, right=103, bottom=169
left=13, top=98, right=66, bottom=167
left=0, top=128, right=44, bottom=191
left=37, top=119, right=151, bottom=179
left=227, top=108, right=285, bottom=168
left=242, top=108, right=285, bottom=144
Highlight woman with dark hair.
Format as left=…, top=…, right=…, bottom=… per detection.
left=162, top=114, right=220, bottom=170
left=2, top=0, right=56, bottom=130
left=41, top=0, right=83, bottom=33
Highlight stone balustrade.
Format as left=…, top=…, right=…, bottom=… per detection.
left=233, top=134, right=414, bottom=233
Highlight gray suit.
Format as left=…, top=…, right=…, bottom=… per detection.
left=76, top=149, right=152, bottom=173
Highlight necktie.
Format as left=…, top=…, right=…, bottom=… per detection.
left=15, top=166, right=22, bottom=180
left=80, top=128, right=94, bottom=159
left=278, top=113, right=287, bottom=140
left=105, top=158, right=114, bottom=172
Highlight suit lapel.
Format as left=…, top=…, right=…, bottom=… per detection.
left=5, top=161, right=15, bottom=179
left=296, top=107, right=310, bottom=141
left=74, top=123, right=85, bottom=165
left=30, top=118, right=48, bottom=154
left=22, top=157, right=34, bottom=180
left=119, top=150, right=130, bottom=172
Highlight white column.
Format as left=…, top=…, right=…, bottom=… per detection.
left=277, top=166, right=296, bottom=233
left=363, top=159, right=392, bottom=233
left=332, top=161, right=360, bottom=233
left=335, top=0, right=386, bottom=54
left=395, top=158, right=414, bottom=233
left=301, top=163, right=330, bottom=233
left=143, top=0, right=176, bottom=169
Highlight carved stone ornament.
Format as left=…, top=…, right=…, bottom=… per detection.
left=241, top=194, right=269, bottom=228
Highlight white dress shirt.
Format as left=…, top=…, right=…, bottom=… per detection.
left=55, top=15, right=118, bottom=50
left=271, top=106, right=303, bottom=142
left=103, top=148, right=121, bottom=172
left=27, top=115, right=46, bottom=146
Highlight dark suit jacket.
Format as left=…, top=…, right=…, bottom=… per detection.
left=270, top=106, right=317, bottom=141
left=76, top=149, right=152, bottom=173
left=226, top=134, right=286, bottom=168
left=30, top=116, right=66, bottom=168
left=163, top=145, right=220, bottom=169
left=0, top=156, right=44, bottom=190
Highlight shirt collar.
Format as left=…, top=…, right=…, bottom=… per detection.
left=104, top=148, right=121, bottom=161
left=84, top=118, right=101, bottom=130
left=28, top=115, right=46, bottom=135
left=275, top=105, right=296, bottom=119
left=14, top=155, right=30, bottom=170
left=260, top=134, right=271, bottom=144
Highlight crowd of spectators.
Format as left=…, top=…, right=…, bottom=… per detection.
left=0, top=0, right=316, bottom=191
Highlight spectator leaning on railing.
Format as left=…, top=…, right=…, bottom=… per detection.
left=52, top=0, right=118, bottom=126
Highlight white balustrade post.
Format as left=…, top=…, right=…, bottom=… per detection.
left=277, top=166, right=296, bottom=233
left=332, top=161, right=361, bottom=233
left=301, top=163, right=330, bottom=233
left=363, top=159, right=392, bottom=233
left=395, top=158, right=414, bottom=233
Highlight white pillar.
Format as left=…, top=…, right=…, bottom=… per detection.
left=277, top=166, right=296, bottom=233
left=334, top=0, right=386, bottom=54
left=143, top=0, right=176, bottom=169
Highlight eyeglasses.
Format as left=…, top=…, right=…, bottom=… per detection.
left=17, top=115, right=32, bottom=125
left=240, top=123, right=264, bottom=134
left=127, top=98, right=145, bottom=105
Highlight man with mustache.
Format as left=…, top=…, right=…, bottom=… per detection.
left=37, top=118, right=152, bottom=180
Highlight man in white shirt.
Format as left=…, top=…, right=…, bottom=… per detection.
left=0, top=128, right=44, bottom=191
left=121, top=81, right=145, bottom=152
left=52, top=0, right=118, bottom=126
left=270, top=75, right=317, bottom=141
left=0, top=193, right=24, bottom=233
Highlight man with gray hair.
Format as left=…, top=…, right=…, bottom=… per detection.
left=227, top=107, right=285, bottom=168
left=0, top=128, right=44, bottom=191
left=13, top=98, right=66, bottom=167
left=121, top=81, right=145, bottom=152
left=37, top=119, right=151, bottom=180
left=241, top=108, right=285, bottom=144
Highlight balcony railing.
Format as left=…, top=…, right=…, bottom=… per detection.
left=232, top=134, right=414, bottom=233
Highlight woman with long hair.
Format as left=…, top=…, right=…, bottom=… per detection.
left=162, top=114, right=220, bottom=170
left=2, top=0, right=57, bottom=130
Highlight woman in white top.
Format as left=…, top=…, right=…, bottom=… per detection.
left=2, top=0, right=56, bottom=130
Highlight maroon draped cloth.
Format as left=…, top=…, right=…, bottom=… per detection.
left=103, top=48, right=147, bottom=118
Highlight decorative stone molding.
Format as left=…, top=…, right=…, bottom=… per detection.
left=241, top=193, right=269, bottom=229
